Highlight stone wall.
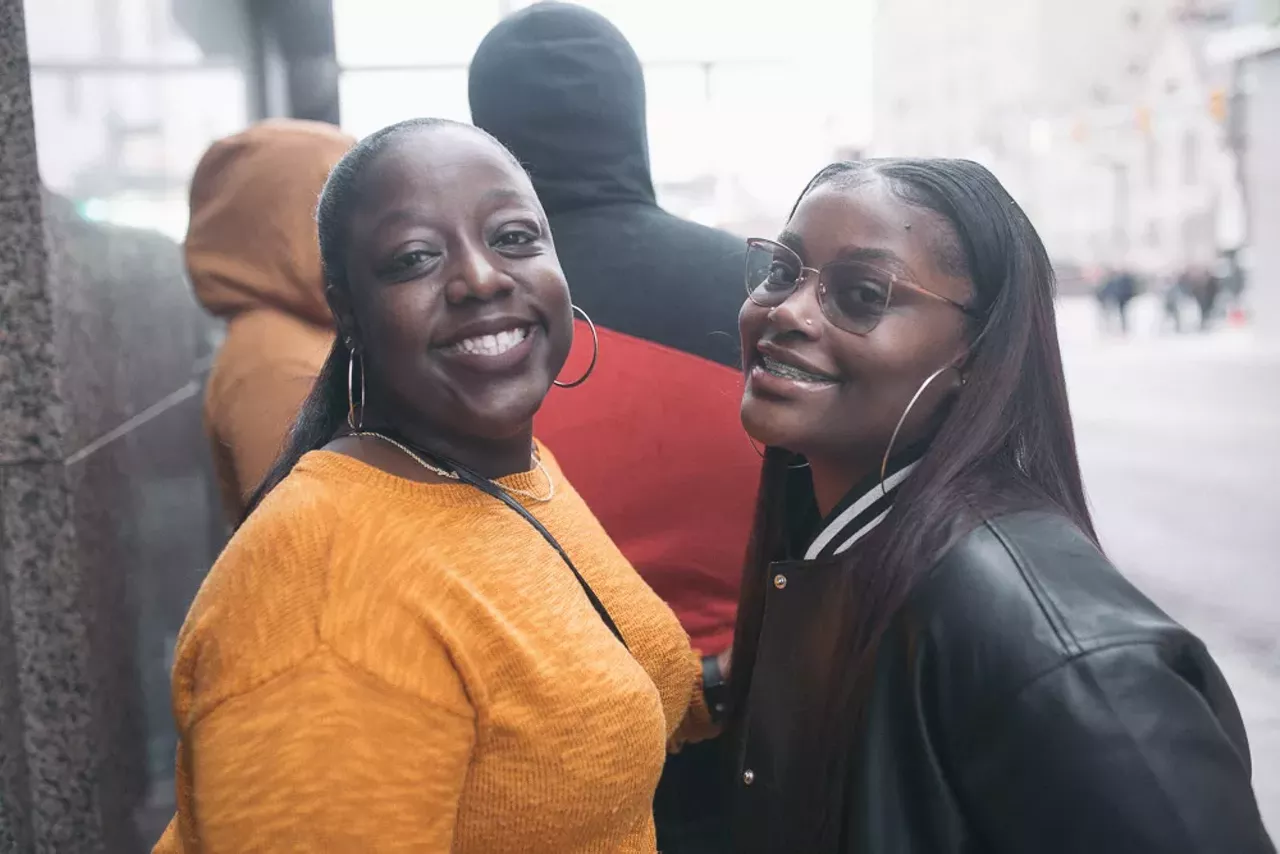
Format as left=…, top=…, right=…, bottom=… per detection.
left=0, top=0, right=227, bottom=849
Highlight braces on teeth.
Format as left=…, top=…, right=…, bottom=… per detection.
left=763, top=355, right=831, bottom=383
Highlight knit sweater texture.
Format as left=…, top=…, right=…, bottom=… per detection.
left=153, top=448, right=709, bottom=853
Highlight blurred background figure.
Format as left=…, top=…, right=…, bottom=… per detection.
left=1162, top=270, right=1188, bottom=332
left=469, top=5, right=756, bottom=852
left=1097, top=266, right=1142, bottom=334
left=1182, top=262, right=1224, bottom=329
left=185, top=120, right=354, bottom=525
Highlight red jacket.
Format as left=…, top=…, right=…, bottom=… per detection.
left=536, top=324, right=759, bottom=655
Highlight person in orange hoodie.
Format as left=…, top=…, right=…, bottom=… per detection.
left=186, top=119, right=355, bottom=524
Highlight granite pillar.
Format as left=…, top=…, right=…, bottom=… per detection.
left=1, top=0, right=227, bottom=850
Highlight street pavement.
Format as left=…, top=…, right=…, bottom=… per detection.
left=1056, top=295, right=1280, bottom=833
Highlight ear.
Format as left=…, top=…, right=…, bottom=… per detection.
left=951, top=313, right=988, bottom=383
left=948, top=340, right=973, bottom=385
left=326, top=284, right=359, bottom=350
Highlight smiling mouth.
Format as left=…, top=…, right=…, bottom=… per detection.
left=443, top=325, right=531, bottom=357
left=760, top=355, right=838, bottom=385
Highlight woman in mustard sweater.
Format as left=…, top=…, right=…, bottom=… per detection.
left=155, top=118, right=715, bottom=853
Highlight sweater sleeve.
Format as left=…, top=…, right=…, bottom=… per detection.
left=669, top=647, right=719, bottom=751
left=160, top=649, right=475, bottom=853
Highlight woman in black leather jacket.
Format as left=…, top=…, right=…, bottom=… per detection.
left=728, top=158, right=1274, bottom=853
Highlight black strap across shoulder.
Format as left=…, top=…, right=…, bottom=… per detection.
left=397, top=436, right=628, bottom=651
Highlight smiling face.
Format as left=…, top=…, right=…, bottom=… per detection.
left=335, top=124, right=572, bottom=444
left=739, top=176, right=976, bottom=468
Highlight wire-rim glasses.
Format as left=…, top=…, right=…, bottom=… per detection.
left=744, top=237, right=976, bottom=335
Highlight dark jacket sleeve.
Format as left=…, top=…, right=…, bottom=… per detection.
left=958, top=640, right=1275, bottom=854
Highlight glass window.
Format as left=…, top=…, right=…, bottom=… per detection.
left=645, top=65, right=714, bottom=185
left=330, top=0, right=873, bottom=231
left=333, top=0, right=506, bottom=67
left=339, top=69, right=471, bottom=138
left=25, top=0, right=250, bottom=238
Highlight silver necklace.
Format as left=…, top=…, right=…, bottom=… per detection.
left=349, top=431, right=555, bottom=503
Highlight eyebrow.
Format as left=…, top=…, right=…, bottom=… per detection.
left=372, top=207, right=426, bottom=231
left=778, top=229, right=909, bottom=272
left=778, top=229, right=806, bottom=256
left=480, top=187, right=530, bottom=207
left=371, top=188, right=536, bottom=233
left=834, top=246, right=909, bottom=271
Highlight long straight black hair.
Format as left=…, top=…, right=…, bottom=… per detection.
left=728, top=158, right=1097, bottom=846
left=240, top=117, right=518, bottom=523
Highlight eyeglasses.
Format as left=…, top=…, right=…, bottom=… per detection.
left=744, top=237, right=976, bottom=335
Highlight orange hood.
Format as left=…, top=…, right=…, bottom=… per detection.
left=185, top=119, right=355, bottom=328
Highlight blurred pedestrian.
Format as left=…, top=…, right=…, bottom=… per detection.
left=155, top=118, right=717, bottom=853
left=1096, top=267, right=1138, bottom=335
left=729, top=159, right=1275, bottom=853
left=1162, top=273, right=1186, bottom=333
left=186, top=119, right=354, bottom=525
left=1184, top=264, right=1221, bottom=332
left=471, top=5, right=755, bottom=851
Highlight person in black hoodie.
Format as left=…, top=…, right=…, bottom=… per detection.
left=470, top=5, right=757, bottom=853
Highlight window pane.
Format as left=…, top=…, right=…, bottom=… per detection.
left=528, top=0, right=820, bottom=63
left=339, top=69, right=472, bottom=139
left=645, top=66, right=712, bottom=185
left=334, top=0, right=503, bottom=67
left=31, top=68, right=247, bottom=238
left=24, top=0, right=248, bottom=65
left=704, top=62, right=843, bottom=233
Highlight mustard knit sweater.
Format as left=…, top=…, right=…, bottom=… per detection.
left=154, top=449, right=710, bottom=853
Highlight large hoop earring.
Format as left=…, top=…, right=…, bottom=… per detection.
left=879, top=364, right=960, bottom=496
left=347, top=346, right=365, bottom=430
left=747, top=436, right=810, bottom=470
left=553, top=305, right=599, bottom=388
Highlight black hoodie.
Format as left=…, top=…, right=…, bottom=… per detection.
left=472, top=13, right=753, bottom=849
left=470, top=0, right=757, bottom=656
left=469, top=1, right=748, bottom=366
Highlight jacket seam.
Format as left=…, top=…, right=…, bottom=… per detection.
left=967, top=640, right=1202, bottom=845
left=962, top=636, right=1170, bottom=743
left=983, top=517, right=1083, bottom=657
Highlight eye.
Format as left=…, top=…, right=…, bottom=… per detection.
left=491, top=224, right=543, bottom=254
left=841, top=280, right=886, bottom=306
left=826, top=266, right=892, bottom=317
left=375, top=245, right=441, bottom=282
left=766, top=259, right=798, bottom=288
left=387, top=248, right=439, bottom=274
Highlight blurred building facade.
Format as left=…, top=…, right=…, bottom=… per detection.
left=332, top=0, right=872, bottom=239
left=1209, top=0, right=1280, bottom=332
left=872, top=0, right=1243, bottom=289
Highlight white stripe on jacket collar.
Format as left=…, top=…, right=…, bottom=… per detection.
left=803, top=458, right=921, bottom=561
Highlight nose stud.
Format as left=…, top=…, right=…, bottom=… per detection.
left=805, top=319, right=814, bottom=326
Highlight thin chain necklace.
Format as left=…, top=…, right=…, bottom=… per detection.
left=349, top=431, right=555, bottom=503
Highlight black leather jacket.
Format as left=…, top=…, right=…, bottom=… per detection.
left=734, top=511, right=1275, bottom=853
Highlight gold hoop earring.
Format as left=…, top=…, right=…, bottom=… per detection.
left=878, top=364, right=959, bottom=495
left=553, top=305, right=599, bottom=388
left=347, top=346, right=366, bottom=430
left=747, top=436, right=810, bottom=470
